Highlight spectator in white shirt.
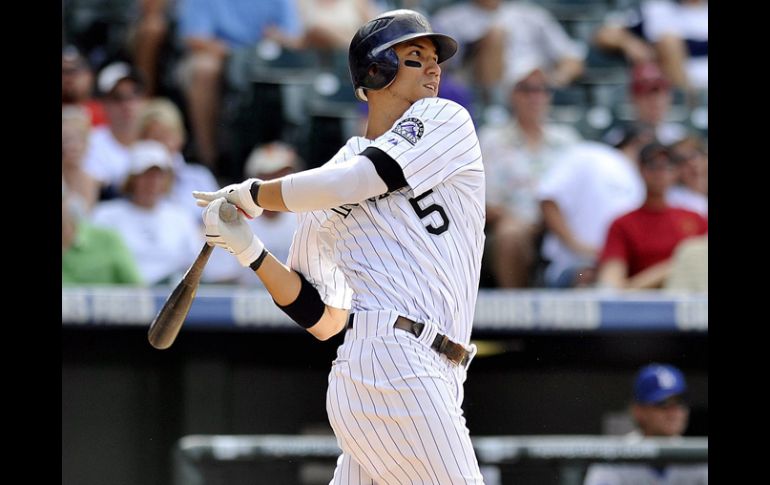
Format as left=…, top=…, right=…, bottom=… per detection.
left=90, top=141, right=202, bottom=285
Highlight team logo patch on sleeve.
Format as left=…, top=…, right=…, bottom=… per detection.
left=391, top=118, right=424, bottom=145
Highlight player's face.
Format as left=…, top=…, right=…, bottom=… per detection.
left=386, top=40, right=441, bottom=104
left=633, top=396, right=689, bottom=437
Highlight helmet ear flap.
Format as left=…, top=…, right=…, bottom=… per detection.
left=367, top=63, right=379, bottom=79
left=363, top=48, right=399, bottom=91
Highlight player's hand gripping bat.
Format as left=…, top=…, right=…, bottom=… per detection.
left=147, top=202, right=238, bottom=349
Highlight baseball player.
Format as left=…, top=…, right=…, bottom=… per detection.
left=194, top=9, right=485, bottom=484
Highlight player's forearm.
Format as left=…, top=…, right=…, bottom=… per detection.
left=255, top=254, right=347, bottom=340
left=255, top=252, right=303, bottom=304
left=254, top=156, right=390, bottom=213
left=254, top=180, right=290, bottom=212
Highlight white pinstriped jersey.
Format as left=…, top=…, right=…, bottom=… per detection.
left=286, top=97, right=485, bottom=344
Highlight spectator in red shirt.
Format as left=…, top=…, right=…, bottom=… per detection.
left=597, top=142, right=707, bottom=289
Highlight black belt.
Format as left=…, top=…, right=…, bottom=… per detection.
left=347, top=314, right=471, bottom=367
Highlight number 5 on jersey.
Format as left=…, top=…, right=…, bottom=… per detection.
left=409, top=189, right=449, bottom=235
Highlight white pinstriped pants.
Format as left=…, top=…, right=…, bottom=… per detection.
left=326, top=310, right=484, bottom=485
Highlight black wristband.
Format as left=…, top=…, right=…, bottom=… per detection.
left=249, top=248, right=269, bottom=271
left=275, top=273, right=326, bottom=329
left=249, top=180, right=262, bottom=207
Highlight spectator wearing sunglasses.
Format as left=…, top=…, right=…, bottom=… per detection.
left=583, top=363, right=708, bottom=485
left=81, top=62, right=148, bottom=200
left=479, top=65, right=581, bottom=287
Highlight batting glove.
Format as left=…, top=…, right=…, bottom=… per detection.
left=203, top=198, right=265, bottom=267
left=193, top=178, right=264, bottom=219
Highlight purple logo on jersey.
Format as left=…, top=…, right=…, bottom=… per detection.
left=391, top=117, right=424, bottom=145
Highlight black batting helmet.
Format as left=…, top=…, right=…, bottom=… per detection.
left=348, top=9, right=458, bottom=101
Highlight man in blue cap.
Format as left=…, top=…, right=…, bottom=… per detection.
left=583, top=363, right=707, bottom=484
left=630, top=363, right=690, bottom=438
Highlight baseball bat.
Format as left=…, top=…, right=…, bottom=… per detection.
left=147, top=202, right=238, bottom=349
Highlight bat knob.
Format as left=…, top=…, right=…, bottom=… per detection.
left=219, top=202, right=239, bottom=222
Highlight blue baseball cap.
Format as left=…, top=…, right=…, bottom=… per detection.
left=633, top=364, right=687, bottom=404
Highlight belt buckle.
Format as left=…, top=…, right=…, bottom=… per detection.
left=450, top=349, right=467, bottom=367
left=438, top=335, right=468, bottom=367
left=450, top=346, right=470, bottom=368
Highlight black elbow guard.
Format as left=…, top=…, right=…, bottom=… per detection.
left=275, top=273, right=326, bottom=329
left=361, top=146, right=408, bottom=192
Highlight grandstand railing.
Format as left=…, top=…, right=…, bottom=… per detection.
left=174, top=434, right=708, bottom=485
left=61, top=287, right=707, bottom=332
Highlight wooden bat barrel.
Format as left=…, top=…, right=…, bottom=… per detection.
left=147, top=202, right=238, bottom=349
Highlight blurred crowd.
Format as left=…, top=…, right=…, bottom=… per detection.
left=62, top=0, right=708, bottom=291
